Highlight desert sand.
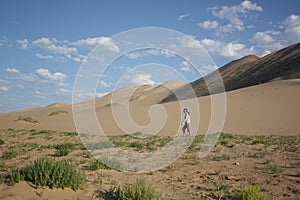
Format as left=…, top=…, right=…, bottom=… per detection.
left=1, top=78, right=299, bottom=136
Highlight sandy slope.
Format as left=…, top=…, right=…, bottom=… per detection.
left=0, top=79, right=299, bottom=135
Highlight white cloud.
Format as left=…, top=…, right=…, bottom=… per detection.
left=56, top=88, right=71, bottom=94
left=16, top=39, right=29, bottom=49
left=33, top=90, right=46, bottom=99
left=6, top=67, right=20, bottom=74
left=36, top=53, right=54, bottom=60
left=0, top=86, right=8, bottom=91
left=0, top=36, right=8, bottom=47
left=252, top=32, right=275, bottom=44
left=200, top=38, right=255, bottom=58
left=198, top=20, right=218, bottom=29
left=179, top=13, right=189, bottom=20
left=71, top=37, right=120, bottom=53
left=123, top=72, right=155, bottom=86
left=99, top=80, right=113, bottom=88
left=20, top=68, right=68, bottom=86
left=179, top=61, right=194, bottom=73
left=32, top=37, right=78, bottom=55
left=210, top=0, right=263, bottom=33
left=241, top=0, right=263, bottom=11
left=198, top=65, right=218, bottom=75
left=282, top=14, right=300, bottom=42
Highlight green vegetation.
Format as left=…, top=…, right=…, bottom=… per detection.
left=109, top=179, right=167, bottom=200
left=49, top=110, right=68, bottom=116
left=54, top=142, right=76, bottom=157
left=236, top=185, right=272, bottom=200
left=1, top=149, right=18, bottom=159
left=15, top=116, right=39, bottom=124
left=267, top=163, right=283, bottom=174
left=10, top=157, right=85, bottom=190
left=0, top=139, right=4, bottom=145
left=87, top=160, right=110, bottom=171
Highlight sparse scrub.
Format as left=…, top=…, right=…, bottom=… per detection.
left=268, top=163, right=283, bottom=174
left=10, top=157, right=85, bottom=190
left=109, top=179, right=167, bottom=200
left=0, top=139, right=4, bottom=145
left=212, top=154, right=231, bottom=161
left=54, top=142, right=75, bottom=157
left=1, top=149, right=18, bottom=159
left=49, top=110, right=68, bottom=116
left=236, top=185, right=272, bottom=200
left=15, top=115, right=39, bottom=124
left=87, top=160, right=110, bottom=171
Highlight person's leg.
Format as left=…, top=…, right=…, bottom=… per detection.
left=182, top=123, right=187, bottom=136
left=187, top=123, right=192, bottom=136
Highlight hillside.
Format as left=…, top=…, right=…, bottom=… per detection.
left=161, top=43, right=300, bottom=103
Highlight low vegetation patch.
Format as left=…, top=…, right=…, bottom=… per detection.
left=15, top=116, right=39, bottom=124
left=10, top=157, right=86, bottom=190
left=0, top=139, right=4, bottom=145
left=54, top=142, right=76, bottom=157
left=49, top=110, right=68, bottom=116
left=1, top=149, right=18, bottom=159
left=236, top=185, right=272, bottom=200
left=108, top=179, right=167, bottom=200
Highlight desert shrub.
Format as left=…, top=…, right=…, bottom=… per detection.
left=54, top=142, right=75, bottom=157
left=268, top=163, right=283, bottom=174
left=129, top=141, right=144, bottom=151
left=236, top=185, right=272, bottom=200
left=10, top=157, right=85, bottom=190
left=87, top=160, right=110, bottom=171
left=1, top=149, right=18, bottom=159
left=0, top=139, right=4, bottom=145
left=109, top=179, right=167, bottom=200
left=15, top=116, right=39, bottom=124
left=49, top=110, right=68, bottom=116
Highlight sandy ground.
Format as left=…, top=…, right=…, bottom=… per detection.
left=1, top=79, right=299, bottom=136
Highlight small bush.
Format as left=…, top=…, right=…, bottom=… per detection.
left=2, top=149, right=18, bottom=159
left=109, top=179, right=167, bottom=200
left=54, top=142, right=75, bottom=157
left=10, top=157, right=85, bottom=190
left=87, top=160, right=110, bottom=171
left=236, top=185, right=272, bottom=200
left=49, top=110, right=68, bottom=116
left=268, top=164, right=283, bottom=174
left=15, top=116, right=39, bottom=124
left=0, top=139, right=4, bottom=145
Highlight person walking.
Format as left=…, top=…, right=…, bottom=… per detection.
left=182, top=108, right=192, bottom=136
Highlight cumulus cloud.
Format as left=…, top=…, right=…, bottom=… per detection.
left=99, top=80, right=113, bottom=88
left=209, top=0, right=263, bottom=33
left=0, top=86, right=8, bottom=91
left=199, top=38, right=255, bottom=58
left=32, top=37, right=78, bottom=55
left=122, top=72, right=155, bottom=86
left=6, top=67, right=20, bottom=74
left=36, top=53, right=54, bottom=60
left=16, top=39, right=29, bottom=49
left=282, top=14, right=300, bottom=42
left=71, top=37, right=120, bottom=53
left=179, top=61, right=194, bottom=73
left=198, top=65, right=218, bottom=75
left=20, top=68, right=68, bottom=86
left=198, top=20, right=218, bottom=29
left=179, top=13, right=189, bottom=20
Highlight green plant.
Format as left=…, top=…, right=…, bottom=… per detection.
left=2, top=149, right=18, bottom=159
left=54, top=142, right=75, bottom=157
left=236, top=185, right=272, bottom=200
left=0, top=139, right=4, bottom=145
left=49, top=110, right=68, bottom=116
left=268, top=163, right=283, bottom=174
left=130, top=141, right=144, bottom=151
left=212, top=154, right=231, bottom=161
left=87, top=160, right=110, bottom=171
left=15, top=115, right=39, bottom=124
left=10, top=157, right=85, bottom=190
left=109, top=179, right=167, bottom=200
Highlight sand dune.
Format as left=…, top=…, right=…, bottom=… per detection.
left=1, top=79, right=299, bottom=136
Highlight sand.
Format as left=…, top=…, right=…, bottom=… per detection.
left=1, top=79, right=299, bottom=136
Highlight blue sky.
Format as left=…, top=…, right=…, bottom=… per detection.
left=0, top=0, right=299, bottom=112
